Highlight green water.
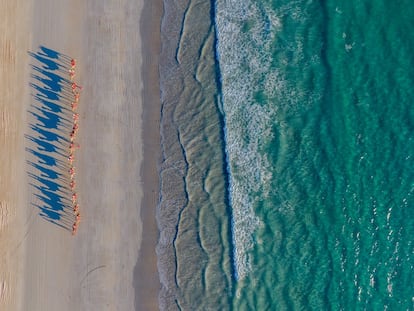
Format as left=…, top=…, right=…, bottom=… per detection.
left=217, top=1, right=414, bottom=309
left=159, top=0, right=414, bottom=309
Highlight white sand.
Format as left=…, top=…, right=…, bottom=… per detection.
left=0, top=0, right=160, bottom=310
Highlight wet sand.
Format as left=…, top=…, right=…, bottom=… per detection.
left=0, top=0, right=161, bottom=310
left=134, top=0, right=163, bottom=309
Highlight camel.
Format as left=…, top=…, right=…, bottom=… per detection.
left=73, top=93, right=80, bottom=103
left=69, top=142, right=80, bottom=153
left=71, top=82, right=82, bottom=92
left=72, top=222, right=78, bottom=235
left=69, top=69, right=75, bottom=81
left=69, top=168, right=75, bottom=180
left=72, top=193, right=77, bottom=204
left=70, top=130, right=77, bottom=141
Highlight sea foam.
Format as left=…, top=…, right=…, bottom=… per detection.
left=215, top=1, right=283, bottom=280
left=215, top=0, right=318, bottom=280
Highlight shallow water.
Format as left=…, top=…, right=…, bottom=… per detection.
left=158, top=0, right=414, bottom=309
left=157, top=0, right=232, bottom=309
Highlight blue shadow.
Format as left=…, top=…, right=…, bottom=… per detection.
left=38, top=46, right=61, bottom=60
left=27, top=160, right=62, bottom=180
left=28, top=172, right=64, bottom=193
left=29, top=124, right=68, bottom=145
left=28, top=51, right=63, bottom=71
left=33, top=94, right=67, bottom=114
left=26, top=147, right=67, bottom=170
left=31, top=73, right=64, bottom=93
left=31, top=64, right=69, bottom=83
left=29, top=105, right=71, bottom=130
left=29, top=109, right=61, bottom=130
left=30, top=83, right=60, bottom=101
left=25, top=134, right=66, bottom=156
left=34, top=203, right=71, bottom=232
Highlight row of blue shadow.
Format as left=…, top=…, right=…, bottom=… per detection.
left=26, top=46, right=76, bottom=231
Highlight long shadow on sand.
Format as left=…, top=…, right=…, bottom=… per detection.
left=26, top=46, right=76, bottom=231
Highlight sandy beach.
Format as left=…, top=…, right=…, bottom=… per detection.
left=0, top=0, right=161, bottom=310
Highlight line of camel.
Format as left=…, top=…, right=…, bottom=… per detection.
left=68, top=58, right=82, bottom=235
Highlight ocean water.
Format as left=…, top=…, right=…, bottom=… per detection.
left=158, top=0, right=414, bottom=310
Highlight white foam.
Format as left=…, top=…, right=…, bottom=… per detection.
left=215, top=1, right=276, bottom=280
left=215, top=0, right=318, bottom=280
left=216, top=0, right=292, bottom=278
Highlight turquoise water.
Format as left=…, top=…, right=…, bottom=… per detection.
left=158, top=0, right=414, bottom=309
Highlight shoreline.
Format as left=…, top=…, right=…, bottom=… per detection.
left=156, top=0, right=234, bottom=308
left=134, top=0, right=163, bottom=308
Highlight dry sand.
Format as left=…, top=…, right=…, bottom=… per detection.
left=0, top=0, right=161, bottom=310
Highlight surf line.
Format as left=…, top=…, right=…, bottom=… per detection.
left=212, top=2, right=240, bottom=284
